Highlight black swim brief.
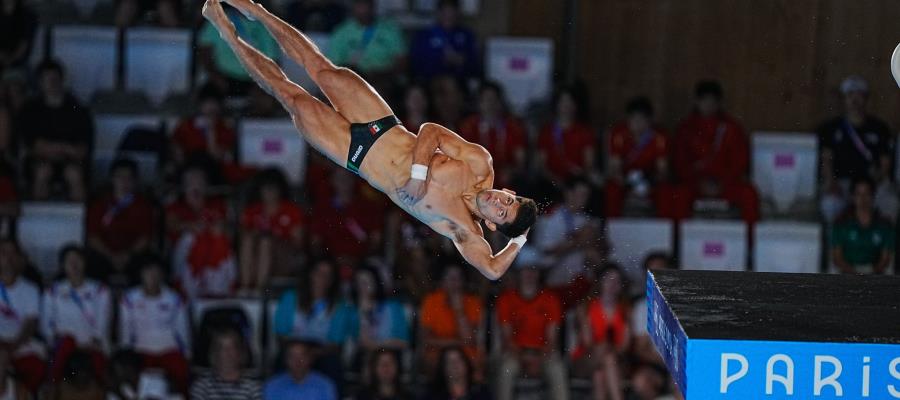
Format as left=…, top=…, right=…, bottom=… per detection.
left=346, top=114, right=401, bottom=174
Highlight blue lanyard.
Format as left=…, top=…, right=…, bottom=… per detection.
left=0, top=282, right=17, bottom=321
left=626, top=130, right=655, bottom=163
left=102, top=193, right=135, bottom=226
left=69, top=287, right=96, bottom=328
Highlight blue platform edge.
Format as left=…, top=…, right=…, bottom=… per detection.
left=647, top=271, right=688, bottom=394
left=647, top=272, right=900, bottom=400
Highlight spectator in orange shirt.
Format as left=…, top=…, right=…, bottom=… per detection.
left=573, top=264, right=631, bottom=400
left=458, top=82, right=527, bottom=185
left=86, top=159, right=157, bottom=283
left=537, top=85, right=596, bottom=185
left=418, top=262, right=483, bottom=375
left=495, top=265, right=566, bottom=400
left=171, top=84, right=237, bottom=181
left=605, top=97, right=680, bottom=218
left=239, top=168, right=304, bottom=293
left=166, top=163, right=235, bottom=299
left=672, top=81, right=759, bottom=223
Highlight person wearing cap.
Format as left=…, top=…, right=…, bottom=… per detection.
left=672, top=80, right=759, bottom=223
left=817, top=75, right=895, bottom=222
left=494, top=264, right=566, bottom=400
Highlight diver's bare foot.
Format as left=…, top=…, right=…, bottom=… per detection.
left=221, top=0, right=260, bottom=19
left=202, top=0, right=237, bottom=39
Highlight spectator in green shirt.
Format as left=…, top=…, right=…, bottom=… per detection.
left=831, top=178, right=895, bottom=274
left=326, top=0, right=405, bottom=91
left=199, top=4, right=280, bottom=96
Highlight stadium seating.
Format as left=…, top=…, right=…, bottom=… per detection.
left=93, top=114, right=165, bottom=181
left=485, top=37, right=554, bottom=115
left=125, top=28, right=192, bottom=106
left=51, top=25, right=117, bottom=103
left=752, top=131, right=818, bottom=216
left=17, top=202, right=85, bottom=280
left=606, top=218, right=674, bottom=293
left=679, top=219, right=748, bottom=271
left=238, top=118, right=308, bottom=184
left=753, top=221, right=822, bottom=273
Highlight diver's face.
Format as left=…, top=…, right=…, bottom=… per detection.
left=476, top=189, right=519, bottom=226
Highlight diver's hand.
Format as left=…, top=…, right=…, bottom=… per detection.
left=397, top=178, right=427, bottom=206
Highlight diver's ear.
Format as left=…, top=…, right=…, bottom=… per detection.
left=484, top=220, right=497, bottom=231
left=501, top=188, right=517, bottom=195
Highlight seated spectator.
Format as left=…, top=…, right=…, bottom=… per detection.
left=537, top=85, right=596, bottom=186
left=166, top=163, right=235, bottom=299
left=86, top=159, right=157, bottom=282
left=410, top=0, right=478, bottom=82
left=199, top=4, right=279, bottom=96
left=239, top=169, right=304, bottom=292
left=630, top=252, right=673, bottom=367
left=0, top=161, right=20, bottom=239
left=495, top=265, right=566, bottom=400
left=625, top=363, right=670, bottom=400
left=458, top=82, right=527, bottom=185
left=115, top=0, right=180, bottom=27
left=419, top=263, right=483, bottom=375
left=605, top=97, right=674, bottom=218
left=16, top=60, right=92, bottom=202
left=327, top=0, right=406, bottom=91
left=49, top=350, right=105, bottom=400
left=191, top=329, right=262, bottom=400
left=831, top=178, right=895, bottom=274
left=106, top=350, right=142, bottom=400
left=42, top=245, right=112, bottom=381
left=356, top=349, right=410, bottom=400
left=399, top=82, right=431, bottom=132
left=533, top=176, right=601, bottom=286
left=310, top=168, right=384, bottom=265
left=0, top=0, right=36, bottom=73
left=818, top=75, right=896, bottom=222
left=273, top=258, right=354, bottom=384
left=0, top=347, right=27, bottom=400
left=673, top=81, right=759, bottom=223
left=265, top=340, right=337, bottom=400
left=348, top=265, right=410, bottom=354
left=118, top=254, right=191, bottom=393
left=0, top=238, right=44, bottom=392
left=171, top=85, right=238, bottom=182
left=286, top=0, right=347, bottom=33
left=422, top=346, right=492, bottom=400
left=428, top=75, right=466, bottom=131
left=573, top=264, right=631, bottom=400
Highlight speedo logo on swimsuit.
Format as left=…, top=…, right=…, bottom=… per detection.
left=351, top=145, right=364, bottom=162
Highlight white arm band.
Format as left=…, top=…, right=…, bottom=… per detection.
left=510, top=234, right=527, bottom=247
left=411, top=164, right=429, bottom=180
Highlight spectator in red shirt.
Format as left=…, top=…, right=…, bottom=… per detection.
left=672, top=81, right=759, bottom=223
left=458, top=81, right=527, bottom=185
left=166, top=162, right=235, bottom=299
left=573, top=264, right=631, bottom=400
left=171, top=84, right=238, bottom=182
left=0, top=161, right=20, bottom=239
left=86, top=159, right=157, bottom=282
left=605, top=97, right=681, bottom=218
left=537, top=85, right=596, bottom=185
left=239, top=168, right=304, bottom=292
left=495, top=265, right=567, bottom=400
left=310, top=168, right=384, bottom=265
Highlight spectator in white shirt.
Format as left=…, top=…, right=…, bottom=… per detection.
left=533, top=176, right=601, bottom=285
left=0, top=238, right=44, bottom=392
left=118, top=253, right=191, bottom=393
left=42, top=245, right=112, bottom=381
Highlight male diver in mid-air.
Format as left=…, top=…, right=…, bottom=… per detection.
left=202, top=0, right=537, bottom=280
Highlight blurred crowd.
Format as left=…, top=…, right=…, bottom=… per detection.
left=0, top=0, right=898, bottom=399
